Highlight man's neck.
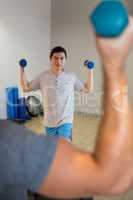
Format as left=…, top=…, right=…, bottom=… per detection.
left=50, top=67, right=64, bottom=76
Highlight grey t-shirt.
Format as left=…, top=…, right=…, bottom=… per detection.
left=30, top=70, right=84, bottom=127
left=0, top=120, right=58, bottom=193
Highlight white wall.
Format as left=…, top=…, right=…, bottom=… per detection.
left=1, top=0, right=133, bottom=118
left=51, top=0, right=133, bottom=114
left=0, top=0, right=51, bottom=118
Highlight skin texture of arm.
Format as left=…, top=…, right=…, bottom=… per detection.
left=37, top=18, right=133, bottom=199
left=19, top=67, right=33, bottom=92
left=82, top=69, right=94, bottom=93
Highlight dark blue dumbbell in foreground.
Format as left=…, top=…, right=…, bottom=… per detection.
left=90, top=1, right=129, bottom=37
left=84, top=60, right=95, bottom=70
left=19, top=59, right=27, bottom=68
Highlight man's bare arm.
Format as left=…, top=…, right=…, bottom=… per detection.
left=81, top=69, right=94, bottom=93
left=19, top=67, right=33, bottom=92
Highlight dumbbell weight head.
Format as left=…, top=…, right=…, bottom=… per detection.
left=90, top=1, right=129, bottom=37
left=84, top=60, right=95, bottom=70
left=19, top=59, right=27, bottom=68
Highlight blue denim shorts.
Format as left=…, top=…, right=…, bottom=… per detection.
left=45, top=123, right=73, bottom=140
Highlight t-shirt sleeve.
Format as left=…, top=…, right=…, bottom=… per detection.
left=74, top=74, right=84, bottom=92
left=0, top=120, right=58, bottom=193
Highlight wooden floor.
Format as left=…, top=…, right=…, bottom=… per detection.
left=25, top=113, right=133, bottom=200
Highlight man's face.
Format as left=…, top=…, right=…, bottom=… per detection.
left=50, top=52, right=66, bottom=70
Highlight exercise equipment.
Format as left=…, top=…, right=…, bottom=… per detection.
left=17, top=97, right=30, bottom=121
left=90, top=1, right=129, bottom=37
left=26, top=95, right=43, bottom=117
left=84, top=60, right=95, bottom=69
left=19, top=59, right=27, bottom=68
left=6, top=87, right=31, bottom=121
left=6, top=87, right=19, bottom=120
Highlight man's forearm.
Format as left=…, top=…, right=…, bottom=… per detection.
left=84, top=70, right=94, bottom=92
left=19, top=68, right=32, bottom=92
left=94, top=68, right=133, bottom=193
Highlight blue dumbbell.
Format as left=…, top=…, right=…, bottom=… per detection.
left=84, top=60, right=95, bottom=70
left=19, top=59, right=27, bottom=68
left=90, top=1, right=129, bottom=37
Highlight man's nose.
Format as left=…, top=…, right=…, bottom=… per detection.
left=57, top=59, right=62, bottom=64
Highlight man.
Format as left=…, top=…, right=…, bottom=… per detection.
left=19, top=46, right=94, bottom=140
left=1, top=16, right=133, bottom=200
